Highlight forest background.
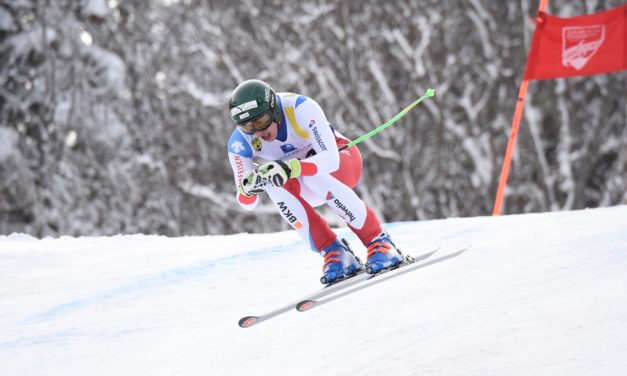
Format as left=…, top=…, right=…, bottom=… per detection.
left=1, top=0, right=625, bottom=236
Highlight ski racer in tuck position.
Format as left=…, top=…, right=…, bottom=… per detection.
left=227, top=79, right=404, bottom=284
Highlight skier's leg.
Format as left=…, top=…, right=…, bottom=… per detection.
left=301, top=172, right=382, bottom=246
left=301, top=143, right=382, bottom=246
left=302, top=143, right=404, bottom=273
left=265, top=179, right=336, bottom=252
left=265, top=180, right=362, bottom=283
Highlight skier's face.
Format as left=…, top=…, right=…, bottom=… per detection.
left=254, top=121, right=278, bottom=142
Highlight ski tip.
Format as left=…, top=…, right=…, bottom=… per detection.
left=296, top=300, right=316, bottom=312
left=238, top=316, right=259, bottom=328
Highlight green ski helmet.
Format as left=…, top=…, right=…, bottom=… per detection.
left=229, top=79, right=278, bottom=134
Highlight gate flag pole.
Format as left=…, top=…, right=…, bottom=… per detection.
left=492, top=0, right=549, bottom=216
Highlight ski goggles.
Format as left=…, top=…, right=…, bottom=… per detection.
left=237, top=111, right=274, bottom=135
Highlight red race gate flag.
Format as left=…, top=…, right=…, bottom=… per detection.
left=524, top=4, right=627, bottom=80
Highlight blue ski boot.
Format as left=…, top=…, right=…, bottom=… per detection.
left=365, top=231, right=404, bottom=274
left=320, top=238, right=363, bottom=285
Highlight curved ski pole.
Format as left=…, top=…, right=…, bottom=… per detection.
left=339, top=88, right=435, bottom=151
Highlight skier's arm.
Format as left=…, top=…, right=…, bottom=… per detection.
left=294, top=97, right=340, bottom=176
left=227, top=131, right=259, bottom=211
left=228, top=152, right=260, bottom=210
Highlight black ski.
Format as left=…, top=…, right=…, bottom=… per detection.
left=238, top=247, right=440, bottom=328
left=295, top=246, right=470, bottom=313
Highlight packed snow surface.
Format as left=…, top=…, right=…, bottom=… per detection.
left=1, top=206, right=626, bottom=375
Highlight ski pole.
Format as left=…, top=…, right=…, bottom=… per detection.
left=339, top=88, right=435, bottom=151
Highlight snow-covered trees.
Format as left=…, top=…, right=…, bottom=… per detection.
left=0, top=0, right=624, bottom=236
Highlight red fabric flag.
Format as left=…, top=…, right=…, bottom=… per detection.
left=524, top=4, right=627, bottom=80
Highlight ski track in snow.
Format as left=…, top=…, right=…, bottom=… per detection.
left=1, top=206, right=626, bottom=376
left=23, top=242, right=302, bottom=324
left=12, top=222, right=411, bottom=326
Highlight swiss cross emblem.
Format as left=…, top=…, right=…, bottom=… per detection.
left=231, top=141, right=245, bottom=153
left=562, top=25, right=605, bottom=70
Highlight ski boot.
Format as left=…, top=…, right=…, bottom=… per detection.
left=365, top=231, right=404, bottom=274
left=320, top=238, right=363, bottom=285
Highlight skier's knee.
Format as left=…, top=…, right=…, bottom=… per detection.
left=282, top=178, right=301, bottom=195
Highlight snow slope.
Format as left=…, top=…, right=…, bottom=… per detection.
left=1, top=206, right=626, bottom=376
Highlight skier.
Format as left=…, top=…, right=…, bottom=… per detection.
left=227, top=79, right=404, bottom=284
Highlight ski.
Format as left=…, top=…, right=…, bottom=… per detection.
left=295, top=246, right=470, bottom=313
left=237, top=247, right=440, bottom=328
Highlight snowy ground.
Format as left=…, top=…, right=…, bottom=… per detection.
left=1, top=206, right=626, bottom=376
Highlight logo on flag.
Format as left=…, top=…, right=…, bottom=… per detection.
left=562, top=25, right=605, bottom=70
left=524, top=5, right=626, bottom=80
